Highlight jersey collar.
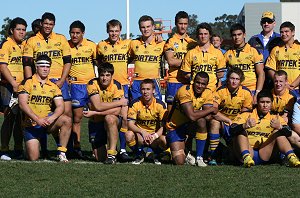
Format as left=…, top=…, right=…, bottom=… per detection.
left=32, top=74, right=52, bottom=85
left=36, top=31, right=55, bottom=40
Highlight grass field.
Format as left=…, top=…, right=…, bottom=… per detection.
left=1, top=116, right=300, bottom=197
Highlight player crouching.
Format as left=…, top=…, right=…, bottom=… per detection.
left=126, top=79, right=168, bottom=165
left=18, top=55, right=71, bottom=162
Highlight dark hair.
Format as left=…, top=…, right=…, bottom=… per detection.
left=175, top=11, right=189, bottom=24
left=280, top=21, right=295, bottom=32
left=138, top=15, right=154, bottom=27
left=98, top=62, right=114, bottom=75
left=274, top=70, right=288, bottom=80
left=9, top=17, right=27, bottom=35
left=36, top=54, right=52, bottom=64
left=257, top=90, right=273, bottom=102
left=31, top=19, right=41, bottom=33
left=194, top=71, right=209, bottom=82
left=230, top=23, right=245, bottom=35
left=69, top=20, right=85, bottom=32
left=196, top=23, right=212, bottom=36
left=226, top=67, right=245, bottom=83
left=41, top=12, right=55, bottom=23
left=141, top=79, right=155, bottom=89
left=106, top=19, right=122, bottom=33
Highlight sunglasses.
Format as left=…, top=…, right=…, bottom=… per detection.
left=261, top=19, right=274, bottom=24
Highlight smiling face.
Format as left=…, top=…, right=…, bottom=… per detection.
left=280, top=27, right=295, bottom=43
left=108, top=25, right=121, bottom=43
left=41, top=19, right=55, bottom=36
left=261, top=18, right=276, bottom=33
left=139, top=20, right=154, bottom=38
left=70, top=27, right=84, bottom=46
left=274, top=74, right=287, bottom=93
left=99, top=71, right=112, bottom=88
left=193, top=75, right=209, bottom=95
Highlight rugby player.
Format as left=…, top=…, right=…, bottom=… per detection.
left=211, top=34, right=227, bottom=85
left=18, top=54, right=71, bottom=162
left=0, top=17, right=27, bottom=160
left=129, top=15, right=165, bottom=100
left=164, top=11, right=196, bottom=110
left=166, top=71, right=218, bottom=166
left=224, top=23, right=265, bottom=103
left=84, top=62, right=127, bottom=164
left=97, top=19, right=132, bottom=162
left=127, top=79, right=167, bottom=165
left=265, top=21, right=300, bottom=98
left=181, top=23, right=225, bottom=92
left=230, top=90, right=300, bottom=167
left=23, top=12, right=72, bottom=117
left=209, top=67, right=252, bottom=165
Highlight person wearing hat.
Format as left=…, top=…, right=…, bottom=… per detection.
left=248, top=11, right=282, bottom=90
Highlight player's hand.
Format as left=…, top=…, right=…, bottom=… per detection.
left=119, top=97, right=128, bottom=106
left=36, top=118, right=49, bottom=128
left=54, top=79, right=64, bottom=88
left=245, top=115, right=256, bottom=129
left=83, top=111, right=95, bottom=118
left=141, top=130, right=151, bottom=145
left=287, top=83, right=295, bottom=90
left=12, top=81, right=19, bottom=93
left=253, top=94, right=258, bottom=105
left=271, top=115, right=282, bottom=130
left=45, top=116, right=56, bottom=126
left=155, top=34, right=163, bottom=43
left=211, top=107, right=219, bottom=115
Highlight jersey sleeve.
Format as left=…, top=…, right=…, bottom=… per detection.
left=18, top=79, right=31, bottom=94
left=0, top=42, right=9, bottom=64
left=53, top=85, right=63, bottom=98
left=232, top=112, right=249, bottom=125
left=61, top=35, right=71, bottom=57
left=252, top=48, right=264, bottom=65
left=177, top=87, right=192, bottom=104
left=128, top=103, right=137, bottom=121
left=265, top=47, right=278, bottom=70
left=216, top=50, right=226, bottom=70
left=204, top=89, right=214, bottom=106
left=243, top=90, right=253, bottom=109
left=23, top=38, right=34, bottom=58
left=87, top=80, right=99, bottom=97
left=213, top=90, right=223, bottom=105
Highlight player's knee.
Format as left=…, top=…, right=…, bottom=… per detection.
left=73, top=114, right=83, bottom=124
left=104, top=115, right=117, bottom=125
left=196, top=118, right=207, bottom=128
left=171, top=149, right=185, bottom=165
left=125, top=131, right=135, bottom=142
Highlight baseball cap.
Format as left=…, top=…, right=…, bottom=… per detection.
left=261, top=11, right=275, bottom=21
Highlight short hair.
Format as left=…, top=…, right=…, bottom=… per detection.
left=257, top=90, right=273, bottom=102
left=194, top=71, right=209, bottom=82
left=230, top=23, right=245, bottom=35
left=9, top=17, right=27, bottom=35
left=141, top=79, right=155, bottom=89
left=175, top=11, right=189, bottom=24
left=69, top=20, right=85, bottom=33
left=98, top=62, right=114, bottom=75
left=138, top=15, right=154, bottom=27
left=31, top=19, right=41, bottom=32
left=196, top=23, right=212, bottom=36
left=41, top=12, right=55, bottom=23
left=106, top=19, right=122, bottom=33
left=274, top=70, right=288, bottom=80
left=280, top=21, right=295, bottom=32
left=226, top=67, right=245, bottom=83
left=36, top=54, right=52, bottom=65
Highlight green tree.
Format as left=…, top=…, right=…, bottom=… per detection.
left=209, top=14, right=238, bottom=40
left=0, top=17, right=12, bottom=42
left=120, top=33, right=135, bottom=40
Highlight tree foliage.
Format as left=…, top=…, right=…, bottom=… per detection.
left=0, top=17, right=12, bottom=42
left=120, top=33, right=135, bottom=40
left=209, top=14, right=238, bottom=40
left=168, top=14, right=199, bottom=40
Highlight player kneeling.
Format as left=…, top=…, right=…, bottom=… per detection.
left=126, top=79, right=168, bottom=165
left=230, top=90, right=300, bottom=168
left=18, top=55, right=71, bottom=162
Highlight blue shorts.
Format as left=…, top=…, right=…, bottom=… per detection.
left=291, top=89, right=300, bottom=99
left=165, top=82, right=183, bottom=104
left=130, top=80, right=162, bottom=101
left=0, top=83, right=13, bottom=107
left=122, top=84, right=129, bottom=99
left=50, top=78, right=71, bottom=101
left=253, top=149, right=267, bottom=165
left=24, top=126, right=48, bottom=142
left=221, top=123, right=231, bottom=144
left=70, top=84, right=89, bottom=108
left=166, top=124, right=188, bottom=144
left=88, top=121, right=107, bottom=149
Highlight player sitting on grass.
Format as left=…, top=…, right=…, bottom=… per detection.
left=84, top=62, right=127, bottom=164
left=18, top=54, right=71, bottom=162
left=230, top=90, right=300, bottom=168
left=126, top=79, right=168, bottom=165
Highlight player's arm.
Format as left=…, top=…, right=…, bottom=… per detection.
left=128, top=120, right=149, bottom=140
left=181, top=102, right=218, bottom=121
left=165, top=50, right=182, bottom=68
left=290, top=75, right=300, bottom=90
left=46, top=96, right=65, bottom=125
left=255, top=62, right=265, bottom=93
left=211, top=102, right=232, bottom=125
left=0, top=63, right=18, bottom=92
left=55, top=55, right=71, bottom=88
left=83, top=107, right=121, bottom=118
left=89, top=94, right=127, bottom=112
left=22, top=41, right=34, bottom=78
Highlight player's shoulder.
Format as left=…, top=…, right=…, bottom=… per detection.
left=88, top=78, right=98, bottom=85
left=0, top=39, right=9, bottom=49
left=216, top=84, right=227, bottom=92
left=241, top=86, right=252, bottom=94
left=112, top=79, right=122, bottom=90
left=20, top=76, right=33, bottom=85
left=129, top=97, right=141, bottom=108
left=154, top=98, right=166, bottom=109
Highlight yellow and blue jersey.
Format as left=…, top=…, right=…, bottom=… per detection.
left=271, top=89, right=295, bottom=115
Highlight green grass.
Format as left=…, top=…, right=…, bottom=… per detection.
left=1, top=116, right=300, bottom=197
